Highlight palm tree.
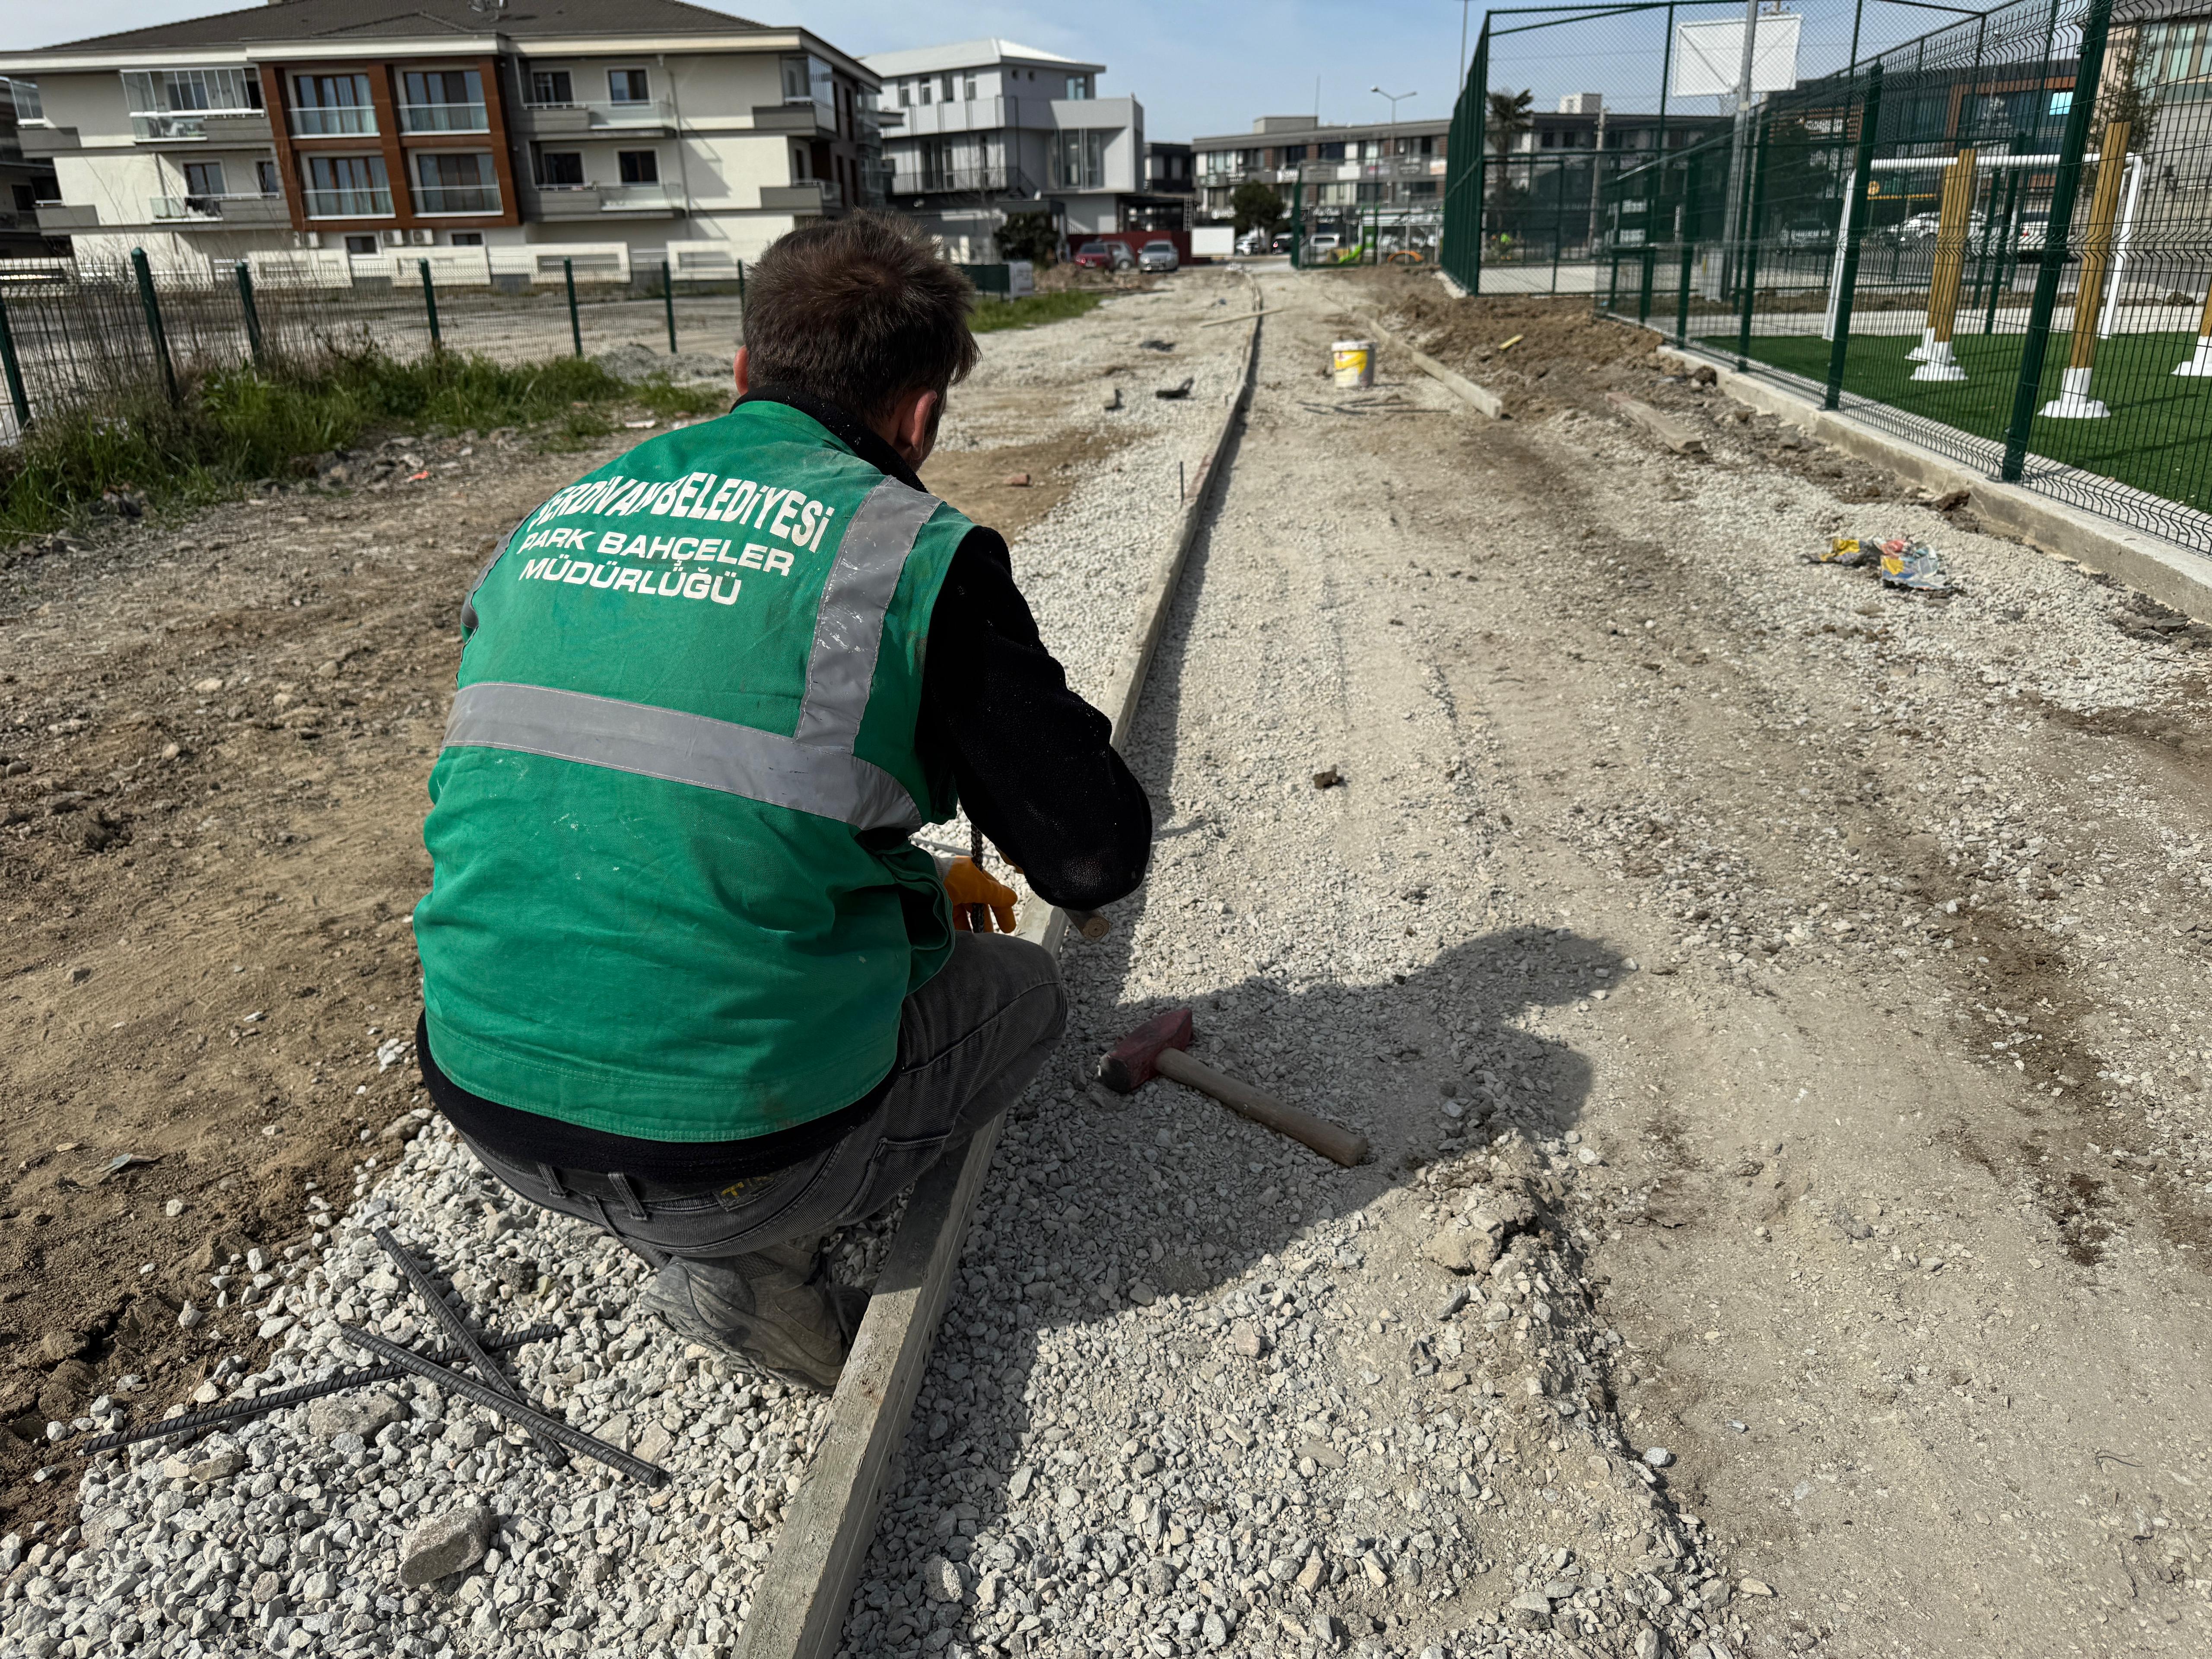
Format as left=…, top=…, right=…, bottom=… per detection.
left=1486, top=88, right=1535, bottom=245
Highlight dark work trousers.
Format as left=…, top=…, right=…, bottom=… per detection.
left=458, top=931, right=1066, bottom=1268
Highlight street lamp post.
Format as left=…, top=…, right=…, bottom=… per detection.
left=1370, top=86, right=1417, bottom=260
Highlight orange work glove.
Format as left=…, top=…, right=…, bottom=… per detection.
left=944, top=856, right=1019, bottom=934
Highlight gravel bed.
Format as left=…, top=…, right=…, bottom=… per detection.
left=832, top=280, right=1739, bottom=1659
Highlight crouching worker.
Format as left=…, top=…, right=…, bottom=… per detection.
left=410, top=215, right=1150, bottom=1392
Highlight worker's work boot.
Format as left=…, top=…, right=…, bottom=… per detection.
left=639, top=1238, right=868, bottom=1395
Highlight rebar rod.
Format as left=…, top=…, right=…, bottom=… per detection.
left=72, top=1323, right=558, bottom=1456
left=340, top=1324, right=667, bottom=1487
left=375, top=1226, right=567, bottom=1469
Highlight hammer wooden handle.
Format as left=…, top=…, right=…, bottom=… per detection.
left=1154, top=1048, right=1369, bottom=1168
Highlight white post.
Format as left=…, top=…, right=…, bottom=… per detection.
left=2096, top=153, right=2142, bottom=339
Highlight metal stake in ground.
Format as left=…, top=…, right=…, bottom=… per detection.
left=72, top=1324, right=560, bottom=1457
left=340, top=1324, right=669, bottom=1487
left=374, top=1226, right=568, bottom=1469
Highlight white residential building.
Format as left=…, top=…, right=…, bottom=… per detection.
left=0, top=0, right=884, bottom=280
left=861, top=38, right=1151, bottom=261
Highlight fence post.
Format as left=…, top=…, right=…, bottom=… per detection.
left=564, top=258, right=582, bottom=358
left=235, top=261, right=266, bottom=368
left=131, top=248, right=180, bottom=406
left=419, top=260, right=442, bottom=353
left=1735, top=113, right=1770, bottom=369
left=1290, top=177, right=1303, bottom=269
left=1675, top=159, right=1697, bottom=347
left=737, top=258, right=746, bottom=306
left=1823, top=62, right=1884, bottom=412
left=2001, top=0, right=2113, bottom=480
left=1468, top=22, right=1490, bottom=295
left=0, top=290, right=30, bottom=432
left=664, top=262, right=678, bottom=354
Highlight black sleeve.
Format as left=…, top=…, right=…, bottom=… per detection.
left=919, top=527, right=1153, bottom=910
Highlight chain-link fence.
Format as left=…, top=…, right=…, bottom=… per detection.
left=1446, top=0, right=2212, bottom=550
left=0, top=252, right=745, bottom=445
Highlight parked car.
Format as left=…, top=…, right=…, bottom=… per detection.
left=1137, top=239, right=1179, bottom=273
left=1236, top=229, right=1268, bottom=255
left=1270, top=231, right=1294, bottom=254
left=1303, top=233, right=1342, bottom=262
left=1072, top=238, right=1134, bottom=271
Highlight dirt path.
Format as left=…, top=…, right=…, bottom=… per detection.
left=1294, top=271, right=2212, bottom=1654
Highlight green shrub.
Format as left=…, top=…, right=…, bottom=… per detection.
left=0, top=349, right=724, bottom=542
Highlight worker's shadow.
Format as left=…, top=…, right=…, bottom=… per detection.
left=846, top=924, right=1618, bottom=1652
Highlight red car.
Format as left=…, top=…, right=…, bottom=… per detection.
left=1072, top=239, right=1134, bottom=271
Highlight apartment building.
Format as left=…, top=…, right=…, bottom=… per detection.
left=0, top=0, right=882, bottom=276
left=860, top=38, right=1143, bottom=261
left=1192, top=114, right=1452, bottom=229
left=0, top=76, right=63, bottom=258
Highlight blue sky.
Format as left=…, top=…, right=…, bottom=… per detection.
left=10, top=0, right=1945, bottom=140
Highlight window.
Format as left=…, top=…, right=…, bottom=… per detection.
left=530, top=69, right=573, bottom=106
left=414, top=152, right=499, bottom=213
left=256, top=158, right=281, bottom=195
left=1065, top=76, right=1090, bottom=100
left=449, top=231, right=483, bottom=245
left=1053, top=129, right=1106, bottom=189
left=305, top=153, right=391, bottom=217
left=941, top=73, right=955, bottom=102
left=918, top=80, right=931, bottom=105
left=918, top=137, right=957, bottom=191
left=11, top=182, right=35, bottom=213
left=1419, top=134, right=1435, bottom=156
left=1408, top=181, right=1437, bottom=198
left=401, top=69, right=484, bottom=131
left=344, top=234, right=379, bottom=255
left=609, top=69, right=651, bottom=105
left=618, top=149, right=660, bottom=184
left=182, top=160, right=227, bottom=199
left=963, top=74, right=977, bottom=101
left=1319, top=141, right=1345, bottom=160
left=539, top=150, right=585, bottom=187
left=3, top=79, right=43, bottom=124
left=897, top=81, right=911, bottom=108
left=1281, top=144, right=1306, bottom=164
left=124, top=67, right=262, bottom=115
left=292, top=73, right=376, bottom=136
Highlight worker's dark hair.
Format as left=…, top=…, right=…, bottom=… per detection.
left=742, top=213, right=979, bottom=425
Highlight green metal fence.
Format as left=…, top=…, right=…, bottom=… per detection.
left=0, top=252, right=742, bottom=446
left=1443, top=0, right=2212, bottom=549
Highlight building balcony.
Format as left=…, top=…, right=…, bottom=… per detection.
left=415, top=184, right=501, bottom=215
left=151, top=193, right=289, bottom=226
left=129, top=110, right=266, bottom=144
left=18, top=124, right=79, bottom=158
left=522, top=182, right=682, bottom=217
left=291, top=107, right=378, bottom=138
left=598, top=184, right=677, bottom=213
left=750, top=103, right=833, bottom=135
left=398, top=102, right=487, bottom=134
left=886, top=165, right=1031, bottom=198
left=303, top=186, right=393, bottom=219
left=760, top=180, right=843, bottom=212
left=516, top=99, right=674, bottom=136
left=36, top=201, right=99, bottom=231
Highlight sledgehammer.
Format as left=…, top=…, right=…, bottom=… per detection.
left=1097, top=1007, right=1369, bottom=1167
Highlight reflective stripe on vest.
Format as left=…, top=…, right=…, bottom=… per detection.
left=442, top=682, right=923, bottom=830
left=439, top=471, right=939, bottom=831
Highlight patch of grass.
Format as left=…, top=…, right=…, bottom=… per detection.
left=1718, top=328, right=2212, bottom=516
left=971, top=291, right=1106, bottom=334
left=0, top=350, right=725, bottom=542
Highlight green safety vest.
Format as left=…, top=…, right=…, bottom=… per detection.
left=413, top=400, right=973, bottom=1141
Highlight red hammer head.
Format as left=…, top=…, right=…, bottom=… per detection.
left=1097, top=1007, right=1194, bottom=1093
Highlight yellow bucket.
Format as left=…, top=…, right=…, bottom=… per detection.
left=1331, top=340, right=1375, bottom=389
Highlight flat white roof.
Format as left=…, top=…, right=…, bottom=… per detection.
left=861, top=37, right=1101, bottom=78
